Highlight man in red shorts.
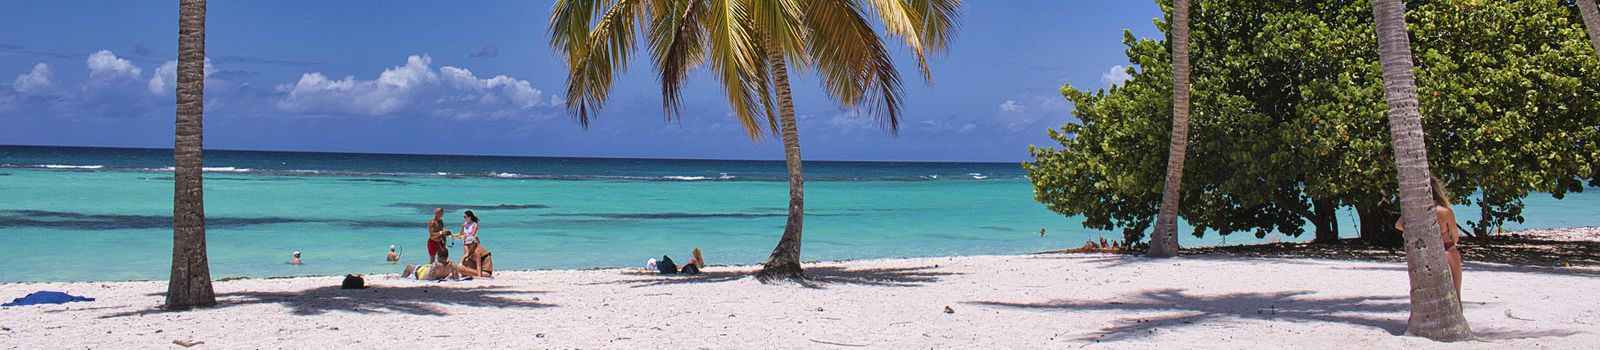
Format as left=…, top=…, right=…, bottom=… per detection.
left=427, top=208, right=450, bottom=264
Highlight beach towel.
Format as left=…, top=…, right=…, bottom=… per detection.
left=3, top=291, right=94, bottom=307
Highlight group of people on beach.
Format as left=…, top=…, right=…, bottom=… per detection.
left=402, top=208, right=495, bottom=280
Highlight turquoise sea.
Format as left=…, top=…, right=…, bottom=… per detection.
left=2, top=145, right=1597, bottom=283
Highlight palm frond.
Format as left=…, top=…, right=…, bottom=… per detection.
left=648, top=0, right=709, bottom=120
left=705, top=0, right=777, bottom=139
left=805, top=0, right=904, bottom=132
left=549, top=0, right=649, bottom=127
left=858, top=0, right=961, bottom=82
left=749, top=0, right=812, bottom=70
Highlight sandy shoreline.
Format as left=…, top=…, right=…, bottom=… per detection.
left=4, top=248, right=1598, bottom=348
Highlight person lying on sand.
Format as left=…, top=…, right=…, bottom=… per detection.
left=289, top=251, right=301, bottom=265
left=386, top=245, right=400, bottom=264
left=402, top=249, right=486, bottom=280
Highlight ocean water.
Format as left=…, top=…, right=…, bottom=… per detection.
left=2, top=145, right=1597, bottom=283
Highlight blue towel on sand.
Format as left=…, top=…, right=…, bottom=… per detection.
left=3, top=291, right=94, bottom=307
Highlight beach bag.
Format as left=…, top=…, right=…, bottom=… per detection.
left=658, top=255, right=679, bottom=274
left=341, top=275, right=366, bottom=289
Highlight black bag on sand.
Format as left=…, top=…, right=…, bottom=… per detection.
left=342, top=274, right=366, bottom=289
left=658, top=255, right=679, bottom=274
left=680, top=263, right=700, bottom=275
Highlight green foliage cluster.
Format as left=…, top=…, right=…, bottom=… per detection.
left=1025, top=0, right=1600, bottom=243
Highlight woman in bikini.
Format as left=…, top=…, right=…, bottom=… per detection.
left=455, top=210, right=490, bottom=277
left=1394, top=176, right=1464, bottom=297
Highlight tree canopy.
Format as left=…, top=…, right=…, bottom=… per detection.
left=1025, top=0, right=1600, bottom=244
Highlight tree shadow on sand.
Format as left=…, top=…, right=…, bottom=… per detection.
left=1027, top=253, right=1329, bottom=269
left=594, top=265, right=959, bottom=289
left=969, top=288, right=1409, bottom=342
left=103, top=284, right=554, bottom=318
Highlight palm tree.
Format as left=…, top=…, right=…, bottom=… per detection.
left=1147, top=0, right=1190, bottom=258
left=166, top=0, right=216, bottom=310
left=1579, top=0, right=1600, bottom=55
left=1370, top=0, right=1470, bottom=341
left=549, top=0, right=960, bottom=281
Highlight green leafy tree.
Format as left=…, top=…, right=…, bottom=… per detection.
left=549, top=0, right=961, bottom=281
left=1026, top=0, right=1600, bottom=246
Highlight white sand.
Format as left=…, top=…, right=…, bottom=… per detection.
left=2, top=254, right=1596, bottom=349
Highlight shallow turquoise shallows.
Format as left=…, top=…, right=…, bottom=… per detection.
left=3, top=145, right=1597, bottom=282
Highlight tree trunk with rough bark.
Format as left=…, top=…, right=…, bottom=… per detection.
left=1371, top=0, right=1472, bottom=341
left=756, top=46, right=806, bottom=282
left=1312, top=198, right=1340, bottom=243
left=1148, top=0, right=1191, bottom=258
left=166, top=0, right=215, bottom=310
left=1356, top=201, right=1403, bottom=247
left=1578, top=0, right=1600, bottom=56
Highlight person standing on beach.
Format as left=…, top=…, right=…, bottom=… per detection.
left=427, top=208, right=450, bottom=264
left=1395, top=177, right=1464, bottom=298
left=455, top=210, right=484, bottom=275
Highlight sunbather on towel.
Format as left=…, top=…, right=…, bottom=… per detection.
left=402, top=249, right=486, bottom=280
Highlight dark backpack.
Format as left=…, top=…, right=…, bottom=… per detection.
left=341, top=274, right=366, bottom=289
left=658, top=255, right=679, bottom=274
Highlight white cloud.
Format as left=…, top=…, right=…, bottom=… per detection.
left=13, top=63, right=53, bottom=94
left=998, top=100, right=1023, bottom=112
left=438, top=66, right=543, bottom=110
left=276, top=54, right=549, bottom=119
left=147, top=58, right=217, bottom=95
left=996, top=93, right=1070, bottom=131
left=1101, top=64, right=1133, bottom=86
left=86, top=50, right=142, bottom=81
left=827, top=110, right=875, bottom=132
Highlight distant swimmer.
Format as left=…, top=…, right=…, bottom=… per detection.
left=386, top=245, right=400, bottom=264
left=289, top=251, right=302, bottom=265
left=1039, top=228, right=1047, bottom=237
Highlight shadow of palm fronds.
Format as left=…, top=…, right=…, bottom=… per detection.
left=591, top=264, right=959, bottom=289
left=969, top=288, right=1406, bottom=342
left=103, top=284, right=553, bottom=318
left=797, top=265, right=959, bottom=289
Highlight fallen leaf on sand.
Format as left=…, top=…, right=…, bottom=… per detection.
left=173, top=339, right=204, bottom=347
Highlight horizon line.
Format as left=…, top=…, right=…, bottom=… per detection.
left=0, top=143, right=1025, bottom=165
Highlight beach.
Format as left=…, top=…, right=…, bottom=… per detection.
left=5, top=240, right=1597, bottom=349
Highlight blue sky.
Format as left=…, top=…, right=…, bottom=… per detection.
left=0, top=1, right=1161, bottom=162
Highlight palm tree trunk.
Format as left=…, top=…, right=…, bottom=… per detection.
left=1371, top=0, right=1471, bottom=341
left=166, top=0, right=216, bottom=310
left=1578, top=0, right=1600, bottom=56
left=1148, top=0, right=1191, bottom=258
left=756, top=45, right=806, bottom=282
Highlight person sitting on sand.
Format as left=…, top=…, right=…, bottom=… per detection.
left=1394, top=176, right=1464, bottom=299
left=459, top=243, right=493, bottom=277
left=427, top=208, right=451, bottom=264
left=289, top=251, right=302, bottom=265
left=402, top=249, right=486, bottom=280
left=386, top=245, right=400, bottom=264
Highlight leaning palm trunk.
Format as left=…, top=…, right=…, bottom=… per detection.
left=166, top=0, right=216, bottom=310
left=757, top=46, right=806, bottom=281
left=1148, top=0, right=1191, bottom=258
left=1579, top=0, right=1600, bottom=55
left=1371, top=0, right=1470, bottom=341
